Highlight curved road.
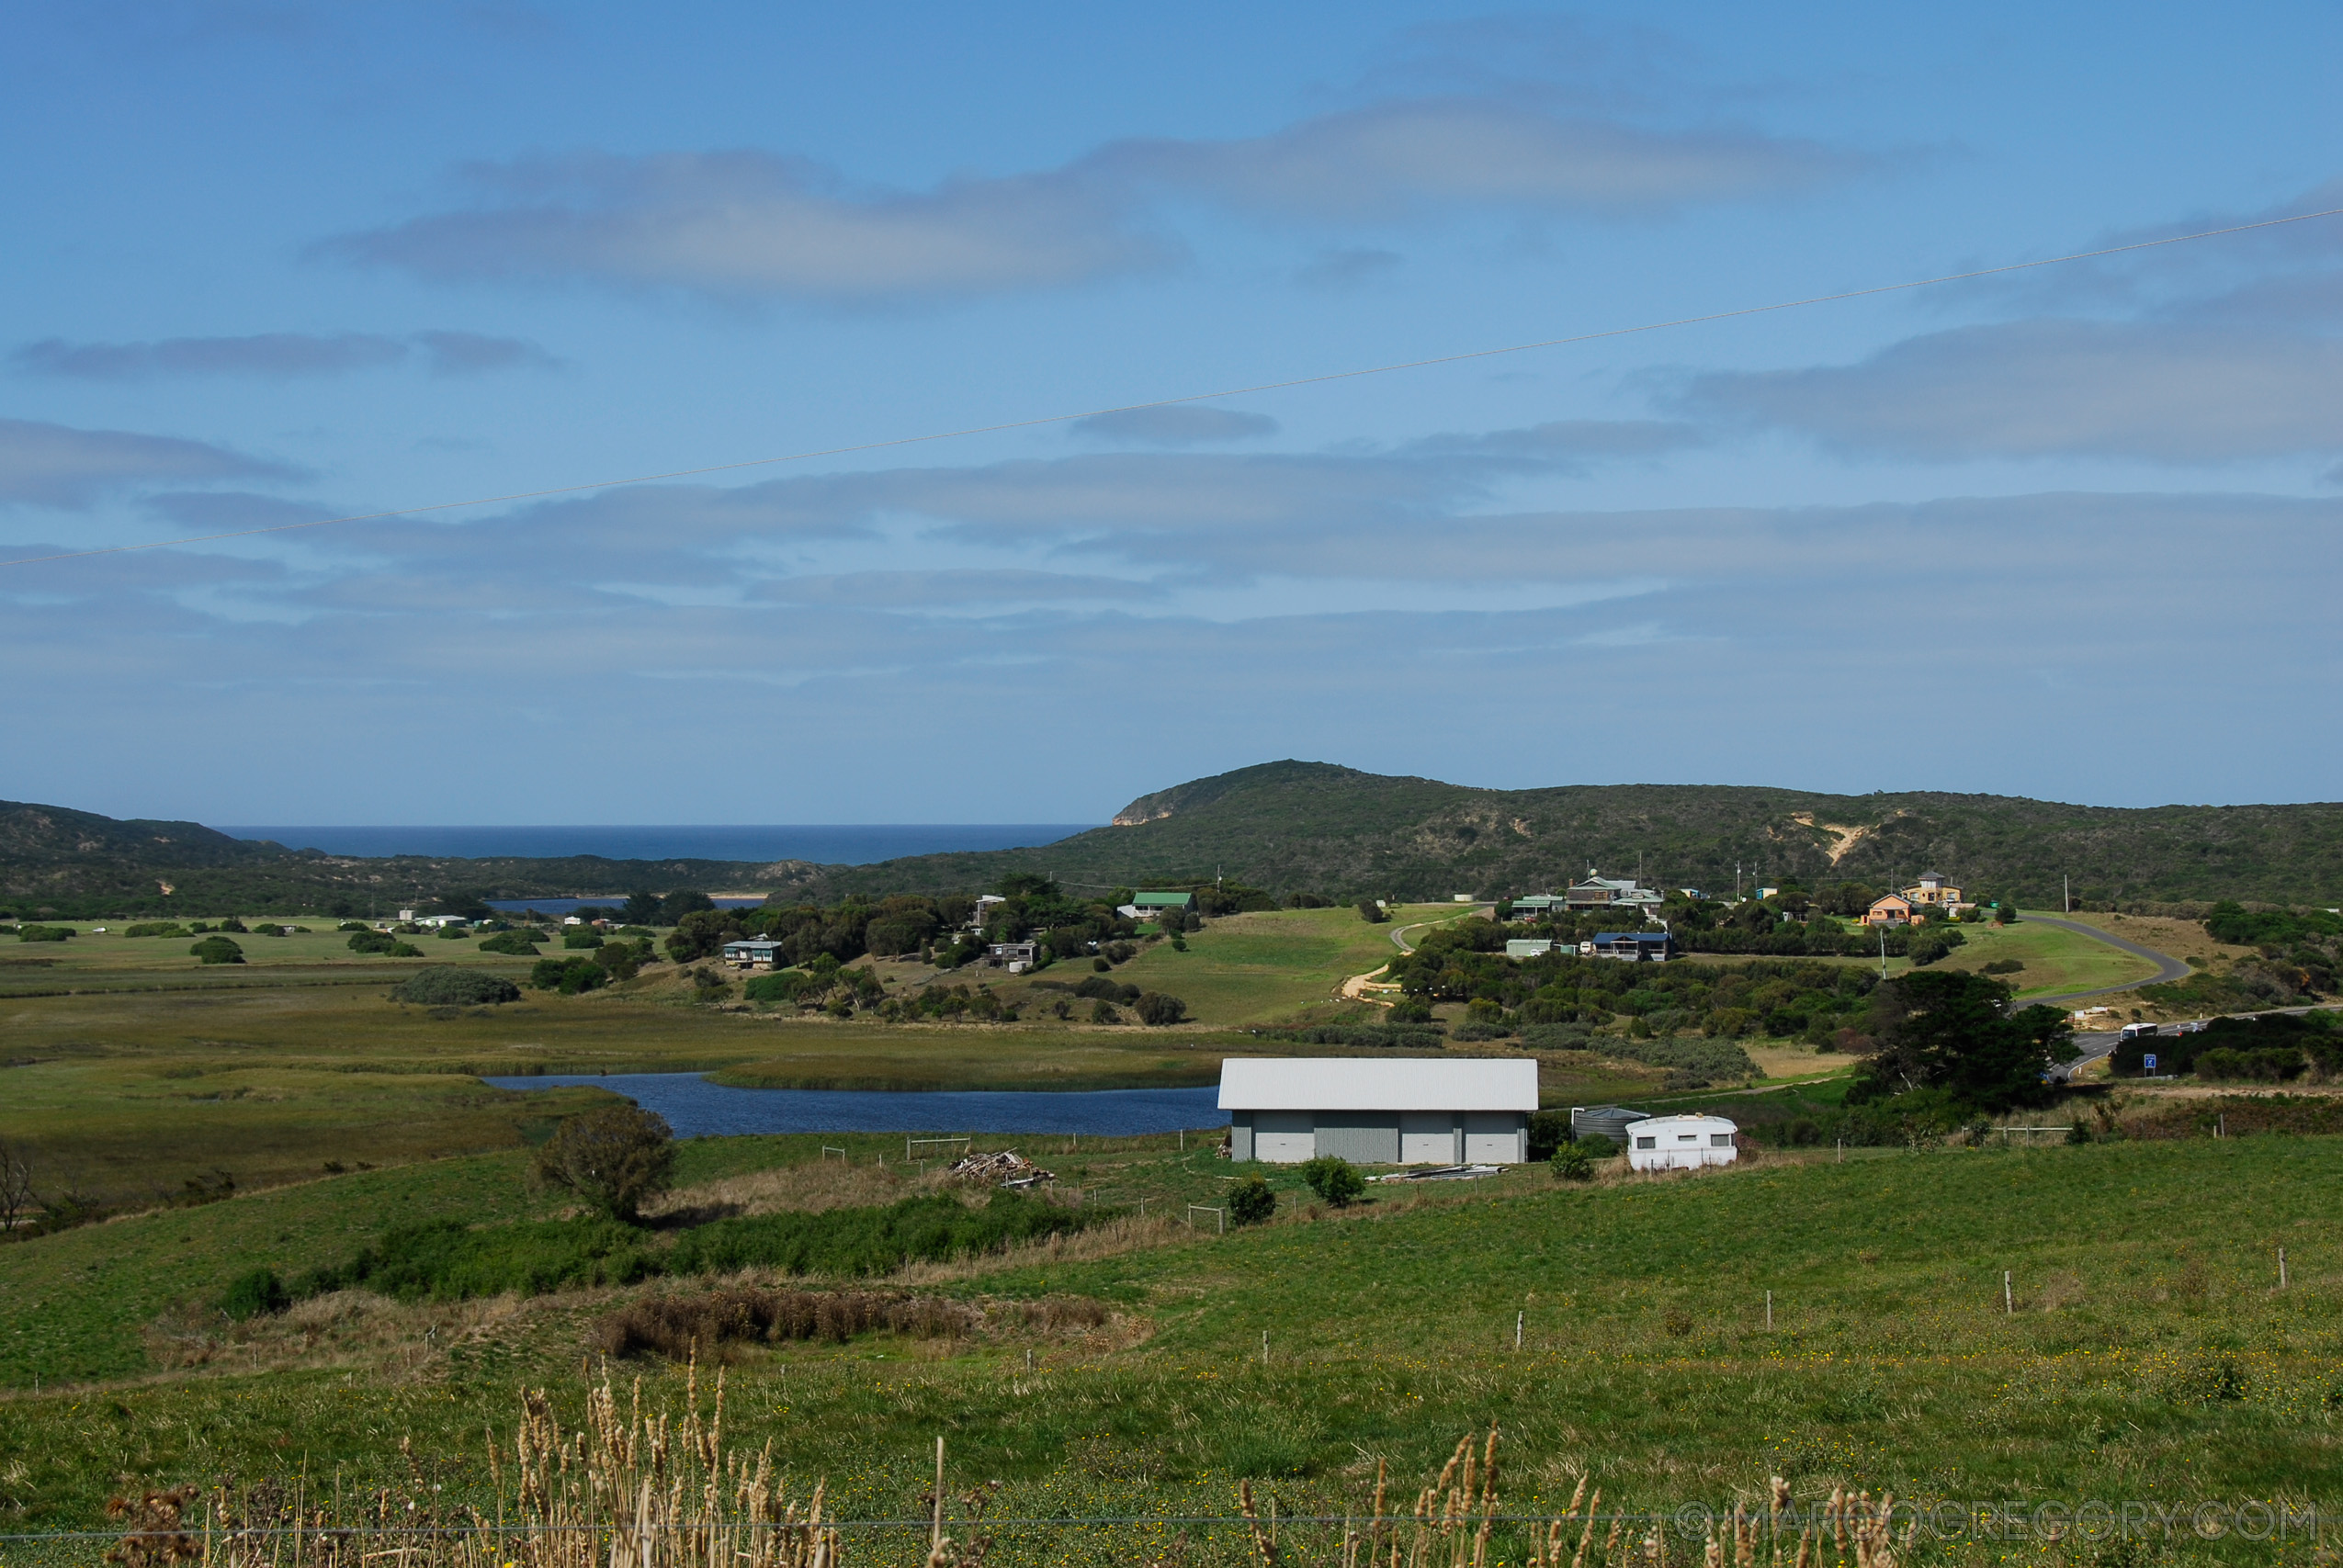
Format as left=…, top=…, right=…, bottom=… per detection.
left=2016, top=915, right=2191, bottom=1010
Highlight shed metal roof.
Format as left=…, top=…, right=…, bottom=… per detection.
left=1217, top=1057, right=1538, bottom=1111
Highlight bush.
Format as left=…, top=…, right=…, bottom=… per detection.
left=217, top=918, right=249, bottom=933
left=390, top=966, right=522, bottom=1006
left=346, top=930, right=396, bottom=954
left=594, top=939, right=645, bottom=980
left=1981, top=958, right=2024, bottom=975
left=744, top=969, right=813, bottom=1005
left=1551, top=1143, right=1598, bottom=1181
left=189, top=936, right=245, bottom=964
left=1270, top=1022, right=1446, bottom=1050
left=1298, top=1156, right=1364, bottom=1206
left=123, top=921, right=187, bottom=938
left=387, top=942, right=424, bottom=957
left=532, top=1105, right=675, bottom=1221
left=1136, top=991, right=1187, bottom=1026
left=1527, top=1110, right=1569, bottom=1161
left=669, top=1191, right=1098, bottom=1278
left=478, top=930, right=542, bottom=956
left=300, top=1217, right=656, bottom=1303
left=1357, top=899, right=1388, bottom=924
left=1091, top=998, right=1121, bottom=1024
left=219, top=1267, right=289, bottom=1320
left=529, top=956, right=606, bottom=995
left=2195, top=1046, right=2305, bottom=1083
left=1227, top=1176, right=1276, bottom=1225
left=435, top=924, right=470, bottom=940
left=562, top=930, right=605, bottom=950
left=17, top=925, right=72, bottom=942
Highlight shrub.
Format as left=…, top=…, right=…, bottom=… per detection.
left=436, top=924, right=471, bottom=940
left=744, top=969, right=813, bottom=1005
left=390, top=966, right=522, bottom=1006
left=478, top=931, right=542, bottom=956
left=219, top=1267, right=289, bottom=1320
left=123, top=921, right=187, bottom=938
left=1298, top=1156, right=1364, bottom=1206
left=529, top=956, right=606, bottom=995
left=1527, top=1110, right=1569, bottom=1161
left=346, top=930, right=396, bottom=954
left=1091, top=998, right=1121, bottom=1024
left=1907, top=935, right=1952, bottom=967
left=562, top=931, right=605, bottom=950
left=1981, top=958, right=2024, bottom=975
left=2195, top=1046, right=2305, bottom=1083
left=594, top=940, right=644, bottom=980
left=17, top=925, right=72, bottom=942
left=216, top=918, right=249, bottom=933
left=300, top=1217, right=657, bottom=1303
left=387, top=941, right=424, bottom=957
left=337, top=921, right=371, bottom=932
left=189, top=936, right=245, bottom=964
left=668, top=1191, right=1097, bottom=1278
left=1136, top=991, right=1187, bottom=1026
left=1358, top=899, right=1389, bottom=923
left=1269, top=1022, right=1446, bottom=1050
left=1227, top=1176, right=1276, bottom=1225
left=533, top=1105, right=675, bottom=1222
left=1551, top=1143, right=1598, bottom=1181
left=591, top=1287, right=999, bottom=1358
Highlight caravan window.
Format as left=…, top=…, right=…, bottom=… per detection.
left=1678, top=1133, right=1696, bottom=1142
left=1711, top=1134, right=1733, bottom=1147
left=1634, top=1136, right=1656, bottom=1150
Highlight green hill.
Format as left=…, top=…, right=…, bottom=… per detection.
left=791, top=761, right=2343, bottom=908
left=7, top=764, right=2341, bottom=918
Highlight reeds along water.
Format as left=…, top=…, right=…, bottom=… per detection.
left=103, top=1392, right=1910, bottom=1568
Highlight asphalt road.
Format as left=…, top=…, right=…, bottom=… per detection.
left=2016, top=915, right=2193, bottom=1009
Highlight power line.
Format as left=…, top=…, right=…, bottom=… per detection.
left=7, top=202, right=2340, bottom=571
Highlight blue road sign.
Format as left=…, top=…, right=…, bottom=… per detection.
left=2144, top=1053, right=2158, bottom=1073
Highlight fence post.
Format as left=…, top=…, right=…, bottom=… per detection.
left=2280, top=1247, right=2289, bottom=1289
left=2004, top=1271, right=2013, bottom=1314
left=1515, top=1311, right=1522, bottom=1350
left=1262, top=1330, right=1269, bottom=1365
left=932, top=1437, right=945, bottom=1553
left=1765, top=1291, right=1772, bottom=1331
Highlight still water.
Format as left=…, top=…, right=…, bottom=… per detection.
left=483, top=1073, right=1227, bottom=1140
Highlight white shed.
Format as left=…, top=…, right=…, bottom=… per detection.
left=1218, top=1057, right=1538, bottom=1166
left=1625, top=1113, right=1739, bottom=1172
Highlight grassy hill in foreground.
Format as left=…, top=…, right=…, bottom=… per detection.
left=0, top=1130, right=2337, bottom=1540
left=8, top=762, right=2342, bottom=916
left=792, top=761, right=2343, bottom=907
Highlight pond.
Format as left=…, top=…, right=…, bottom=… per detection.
left=482, top=1073, right=1228, bottom=1140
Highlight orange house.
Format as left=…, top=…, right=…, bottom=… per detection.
left=1862, top=893, right=1915, bottom=927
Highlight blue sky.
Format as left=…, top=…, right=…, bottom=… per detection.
left=5, top=1, right=2340, bottom=824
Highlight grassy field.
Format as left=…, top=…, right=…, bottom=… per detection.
left=2, top=1127, right=2339, bottom=1561
left=1921, top=912, right=2166, bottom=999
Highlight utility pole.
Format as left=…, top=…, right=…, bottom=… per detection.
left=2063, top=874, right=2070, bottom=914
left=1878, top=923, right=1888, bottom=978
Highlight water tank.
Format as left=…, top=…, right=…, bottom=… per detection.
left=1570, top=1105, right=1651, bottom=1146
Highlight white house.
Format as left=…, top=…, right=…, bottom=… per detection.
left=1625, top=1113, right=1740, bottom=1172
left=1218, top=1057, right=1538, bottom=1166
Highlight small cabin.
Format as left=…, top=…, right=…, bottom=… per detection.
left=722, top=937, right=786, bottom=969
left=1626, top=1113, right=1739, bottom=1172
left=986, top=941, right=1040, bottom=973
left=1587, top=931, right=1678, bottom=962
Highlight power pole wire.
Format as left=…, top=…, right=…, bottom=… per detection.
left=8, top=202, right=2340, bottom=572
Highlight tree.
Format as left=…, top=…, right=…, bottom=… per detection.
left=1357, top=899, right=1388, bottom=924
left=660, top=889, right=717, bottom=923
left=532, top=1106, right=676, bottom=1222
left=622, top=891, right=665, bottom=926
left=1135, top=991, right=1187, bottom=1026
left=1227, top=1175, right=1276, bottom=1225
left=1849, top=970, right=2070, bottom=1112
left=0, top=1139, right=36, bottom=1232
left=530, top=956, right=606, bottom=995
left=189, top=935, right=245, bottom=964
left=1299, top=1156, right=1364, bottom=1206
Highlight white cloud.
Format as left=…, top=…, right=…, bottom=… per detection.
left=10, top=330, right=559, bottom=379
left=1679, top=318, right=2343, bottom=462
left=1069, top=406, right=1280, bottom=446
left=0, top=417, right=300, bottom=508
left=319, top=150, right=1174, bottom=305
left=316, top=96, right=1857, bottom=305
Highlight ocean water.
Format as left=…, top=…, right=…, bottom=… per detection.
left=483, top=1074, right=1227, bottom=1139
left=216, top=823, right=1097, bottom=864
